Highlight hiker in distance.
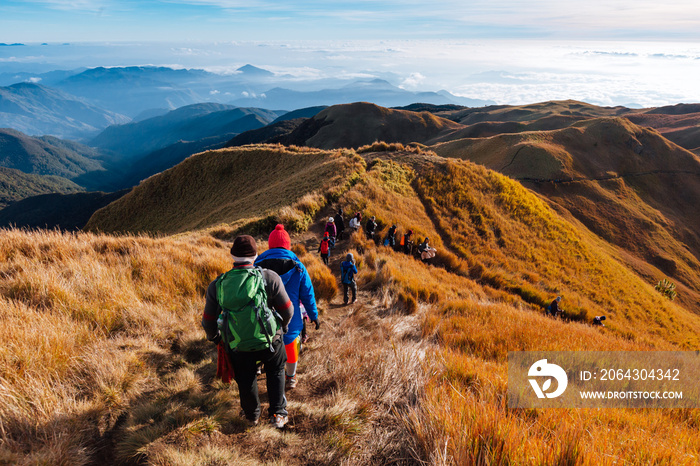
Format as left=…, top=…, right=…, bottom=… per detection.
left=341, top=253, right=359, bottom=304
left=592, top=315, right=606, bottom=326
left=349, top=212, right=362, bottom=232
left=325, top=216, right=337, bottom=239
left=365, top=215, right=377, bottom=240
left=256, top=224, right=320, bottom=390
left=548, top=296, right=564, bottom=317
left=318, top=232, right=332, bottom=266
left=402, top=229, right=414, bottom=255
left=384, top=224, right=397, bottom=248
left=202, top=235, right=293, bottom=429
left=418, top=237, right=437, bottom=262
left=334, top=208, right=346, bottom=240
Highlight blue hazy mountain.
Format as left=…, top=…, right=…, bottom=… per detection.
left=230, top=79, right=494, bottom=110
left=53, top=65, right=281, bottom=117
left=90, top=103, right=285, bottom=158
left=0, top=83, right=130, bottom=139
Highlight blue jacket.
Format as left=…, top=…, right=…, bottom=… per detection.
left=341, top=261, right=358, bottom=284
left=255, top=248, right=318, bottom=345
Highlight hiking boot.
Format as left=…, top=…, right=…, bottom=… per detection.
left=286, top=375, right=297, bottom=389
left=246, top=417, right=259, bottom=427
left=271, top=414, right=288, bottom=429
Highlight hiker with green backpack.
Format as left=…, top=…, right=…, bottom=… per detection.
left=202, top=235, right=294, bottom=429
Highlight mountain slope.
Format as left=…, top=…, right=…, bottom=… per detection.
left=4, top=147, right=700, bottom=464
left=0, top=82, right=129, bottom=139
left=277, top=102, right=465, bottom=149
left=432, top=117, right=700, bottom=307
left=0, top=128, right=107, bottom=179
left=0, top=166, right=83, bottom=207
left=84, top=145, right=364, bottom=234
left=224, top=118, right=306, bottom=147
left=0, top=189, right=129, bottom=230
left=90, top=104, right=282, bottom=158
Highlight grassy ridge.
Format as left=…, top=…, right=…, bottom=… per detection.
left=431, top=118, right=700, bottom=310
left=337, top=153, right=700, bottom=464
left=85, top=145, right=365, bottom=235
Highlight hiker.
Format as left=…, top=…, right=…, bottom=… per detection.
left=256, top=224, right=320, bottom=391
left=592, top=315, right=606, bottom=327
left=202, top=235, right=294, bottom=429
left=334, top=208, right=346, bottom=240
left=418, top=237, right=436, bottom=262
left=365, top=215, right=377, bottom=240
left=547, top=296, right=564, bottom=317
left=401, top=229, right=414, bottom=255
left=325, top=217, right=337, bottom=239
left=341, top=253, right=359, bottom=304
left=384, top=224, right=397, bottom=247
left=348, top=212, right=362, bottom=232
left=318, top=232, right=332, bottom=265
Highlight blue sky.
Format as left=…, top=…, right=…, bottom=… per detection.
left=3, top=0, right=700, bottom=42
left=2, top=1, right=700, bottom=107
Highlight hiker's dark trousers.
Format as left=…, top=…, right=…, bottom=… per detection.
left=229, top=337, right=287, bottom=421
left=343, top=281, right=357, bottom=304
left=321, top=253, right=329, bottom=265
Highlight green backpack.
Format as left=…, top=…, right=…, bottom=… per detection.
left=216, top=267, right=281, bottom=352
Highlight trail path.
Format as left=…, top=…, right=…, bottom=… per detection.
left=217, top=206, right=427, bottom=465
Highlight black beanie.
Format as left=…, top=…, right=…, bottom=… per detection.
left=230, top=235, right=257, bottom=257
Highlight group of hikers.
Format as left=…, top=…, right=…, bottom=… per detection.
left=317, top=208, right=437, bottom=265
left=202, top=217, right=608, bottom=431
left=547, top=295, right=607, bottom=326
left=202, top=225, right=321, bottom=429
left=202, top=222, right=359, bottom=429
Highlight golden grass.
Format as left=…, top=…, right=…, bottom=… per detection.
left=85, top=145, right=365, bottom=235
left=335, top=153, right=700, bottom=464
left=0, top=228, right=230, bottom=464
left=4, top=145, right=700, bottom=464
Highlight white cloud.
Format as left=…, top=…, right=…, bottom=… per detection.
left=27, top=77, right=42, bottom=83
left=209, top=89, right=220, bottom=95
left=400, top=72, right=425, bottom=90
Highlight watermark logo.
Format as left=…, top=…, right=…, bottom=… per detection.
left=528, top=359, right=568, bottom=398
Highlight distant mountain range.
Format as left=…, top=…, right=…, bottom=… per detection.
left=90, top=103, right=284, bottom=159
left=0, top=65, right=496, bottom=138
left=230, top=79, right=493, bottom=110
left=0, top=82, right=129, bottom=139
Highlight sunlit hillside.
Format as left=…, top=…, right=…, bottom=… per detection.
left=85, top=145, right=365, bottom=235
left=432, top=118, right=700, bottom=310
left=2, top=143, right=699, bottom=464
left=277, top=102, right=463, bottom=149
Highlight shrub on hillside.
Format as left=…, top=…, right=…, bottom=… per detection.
left=655, top=278, right=678, bottom=300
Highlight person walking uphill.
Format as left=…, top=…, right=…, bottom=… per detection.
left=365, top=215, right=377, bottom=240
left=202, top=235, right=293, bottom=429
left=255, top=224, right=320, bottom=390
left=318, top=232, right=332, bottom=265
left=341, top=253, right=358, bottom=304
left=334, top=208, right=346, bottom=240
left=325, top=217, right=337, bottom=239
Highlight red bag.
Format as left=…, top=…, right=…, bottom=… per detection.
left=320, top=239, right=329, bottom=254
left=216, top=343, right=235, bottom=383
